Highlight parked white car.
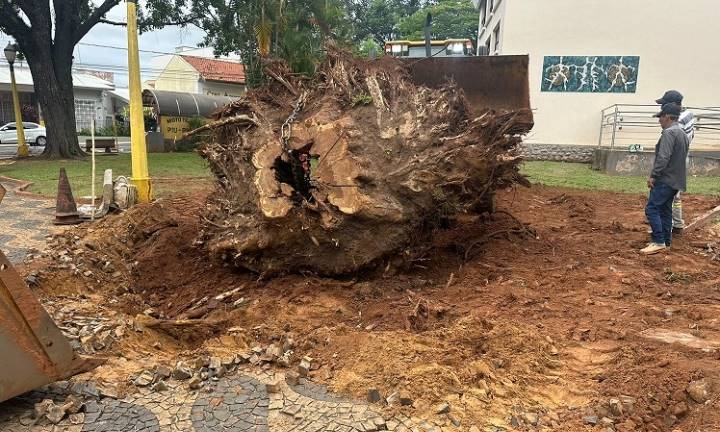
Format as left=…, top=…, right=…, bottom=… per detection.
left=0, top=122, right=47, bottom=146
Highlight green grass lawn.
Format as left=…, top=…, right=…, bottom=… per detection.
left=3, top=156, right=717, bottom=199
left=522, top=161, right=720, bottom=196
left=0, top=153, right=211, bottom=198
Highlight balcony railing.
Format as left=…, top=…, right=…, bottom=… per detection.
left=599, top=104, right=720, bottom=150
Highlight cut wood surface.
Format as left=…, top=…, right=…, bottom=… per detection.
left=199, top=47, right=533, bottom=275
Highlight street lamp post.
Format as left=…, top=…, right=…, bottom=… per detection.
left=4, top=42, right=29, bottom=157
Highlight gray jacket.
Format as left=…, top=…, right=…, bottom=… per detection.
left=651, top=122, right=689, bottom=191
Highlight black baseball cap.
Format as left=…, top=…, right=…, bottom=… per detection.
left=656, top=90, right=683, bottom=105
left=654, top=103, right=682, bottom=118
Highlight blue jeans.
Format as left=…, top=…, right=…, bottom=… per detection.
left=645, top=182, right=678, bottom=245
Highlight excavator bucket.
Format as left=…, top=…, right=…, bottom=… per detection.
left=0, top=183, right=103, bottom=403
left=403, top=55, right=533, bottom=124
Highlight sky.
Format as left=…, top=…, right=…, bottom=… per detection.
left=1, top=3, right=215, bottom=88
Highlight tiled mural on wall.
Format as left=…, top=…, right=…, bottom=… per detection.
left=542, top=56, right=640, bottom=93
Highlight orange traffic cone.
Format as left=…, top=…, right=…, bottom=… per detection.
left=54, top=168, right=82, bottom=225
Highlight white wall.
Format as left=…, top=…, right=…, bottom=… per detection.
left=154, top=56, right=200, bottom=93
left=199, top=80, right=245, bottom=98
left=499, top=0, right=720, bottom=147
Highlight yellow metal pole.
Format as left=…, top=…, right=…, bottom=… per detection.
left=126, top=0, right=151, bottom=202
left=9, top=63, right=29, bottom=157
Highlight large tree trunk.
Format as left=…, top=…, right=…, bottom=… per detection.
left=25, top=45, right=85, bottom=159
left=198, top=49, right=532, bottom=276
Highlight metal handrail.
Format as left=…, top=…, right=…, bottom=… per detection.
left=598, top=104, right=720, bottom=149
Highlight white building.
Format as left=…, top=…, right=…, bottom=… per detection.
left=474, top=0, right=720, bottom=150
left=0, top=63, right=120, bottom=131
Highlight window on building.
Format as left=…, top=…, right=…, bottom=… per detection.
left=489, top=0, right=494, bottom=12
left=485, top=38, right=491, bottom=55
left=74, top=99, right=96, bottom=131
left=481, top=0, right=487, bottom=26
left=493, top=23, right=501, bottom=54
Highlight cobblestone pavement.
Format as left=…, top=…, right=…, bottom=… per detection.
left=0, top=181, right=60, bottom=263
left=0, top=367, right=444, bottom=432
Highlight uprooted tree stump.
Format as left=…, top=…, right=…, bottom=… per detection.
left=197, top=48, right=533, bottom=276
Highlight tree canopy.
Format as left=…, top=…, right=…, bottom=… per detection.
left=397, top=0, right=478, bottom=43
left=0, top=0, right=203, bottom=158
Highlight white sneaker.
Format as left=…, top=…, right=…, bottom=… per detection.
left=640, top=243, right=666, bottom=255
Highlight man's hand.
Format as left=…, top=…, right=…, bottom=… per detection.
left=647, top=177, right=655, bottom=189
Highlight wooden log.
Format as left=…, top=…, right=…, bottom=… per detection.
left=684, top=204, right=720, bottom=233
left=198, top=48, right=532, bottom=276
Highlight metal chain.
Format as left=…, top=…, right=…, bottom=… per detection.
left=280, top=91, right=307, bottom=154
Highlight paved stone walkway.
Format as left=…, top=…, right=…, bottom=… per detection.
left=0, top=367, right=442, bottom=432
left=0, top=181, right=59, bottom=263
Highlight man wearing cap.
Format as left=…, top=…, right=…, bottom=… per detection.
left=655, top=90, right=695, bottom=233
left=642, top=103, right=690, bottom=255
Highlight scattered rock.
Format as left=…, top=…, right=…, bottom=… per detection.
left=687, top=379, right=710, bottom=403
left=522, top=412, right=539, bottom=426
left=193, top=356, right=210, bottom=370
left=600, top=417, right=614, bottom=427
left=188, top=376, right=203, bottom=390
left=266, top=380, right=282, bottom=394
left=172, top=362, right=193, bottom=380
left=151, top=379, right=169, bottom=392
left=619, top=395, right=636, bottom=414
left=277, top=353, right=292, bottom=368
left=298, top=357, right=313, bottom=377
left=386, top=391, right=399, bottom=406
left=447, top=412, right=461, bottom=427
left=154, top=364, right=172, bottom=379
left=282, top=337, right=295, bottom=352
left=33, top=399, right=54, bottom=420
left=286, top=371, right=301, bottom=386
left=583, top=415, right=599, bottom=425
left=399, top=393, right=413, bottom=406
left=266, top=344, right=282, bottom=359
left=609, top=398, right=624, bottom=416
left=46, top=405, right=67, bottom=424
left=63, top=394, right=85, bottom=414
left=209, top=357, right=222, bottom=370
left=368, top=388, right=382, bottom=403
left=134, top=370, right=155, bottom=387
left=672, top=402, right=689, bottom=417
left=435, top=402, right=451, bottom=414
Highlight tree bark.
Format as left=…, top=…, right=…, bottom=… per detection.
left=26, top=46, right=85, bottom=159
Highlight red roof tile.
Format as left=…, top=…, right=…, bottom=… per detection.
left=180, top=55, right=246, bottom=84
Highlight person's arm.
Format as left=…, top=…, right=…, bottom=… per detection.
left=651, top=131, right=675, bottom=180
left=680, top=111, right=695, bottom=141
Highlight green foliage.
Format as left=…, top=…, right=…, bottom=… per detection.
left=343, top=0, right=424, bottom=44
left=397, top=0, right=478, bottom=44
left=357, top=37, right=383, bottom=58
left=175, top=116, right=207, bottom=152
left=199, top=0, right=354, bottom=85
left=351, top=93, right=373, bottom=106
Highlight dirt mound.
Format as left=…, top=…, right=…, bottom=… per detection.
left=28, top=185, right=720, bottom=430
left=198, top=46, right=532, bottom=276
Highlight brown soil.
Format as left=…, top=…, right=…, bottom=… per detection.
left=26, top=184, right=720, bottom=431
